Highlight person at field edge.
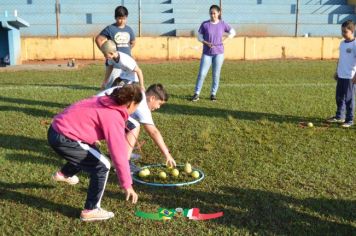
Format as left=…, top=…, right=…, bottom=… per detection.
left=95, top=6, right=136, bottom=89
left=48, top=84, right=142, bottom=222
left=191, top=4, right=236, bottom=102
left=326, top=20, right=356, bottom=128
left=97, top=84, right=176, bottom=171
left=100, top=40, right=145, bottom=90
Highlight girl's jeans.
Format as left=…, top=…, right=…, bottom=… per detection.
left=194, top=53, right=224, bottom=96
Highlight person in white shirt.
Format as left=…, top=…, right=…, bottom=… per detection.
left=100, top=40, right=144, bottom=90
left=326, top=20, right=356, bottom=128
left=97, top=84, right=176, bottom=168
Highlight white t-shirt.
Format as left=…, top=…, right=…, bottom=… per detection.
left=107, top=52, right=138, bottom=82
left=96, top=86, right=154, bottom=126
left=337, top=39, right=356, bottom=79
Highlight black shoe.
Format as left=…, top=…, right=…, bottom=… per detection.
left=210, top=95, right=217, bottom=101
left=191, top=94, right=199, bottom=102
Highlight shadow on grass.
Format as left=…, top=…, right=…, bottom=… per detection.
left=0, top=134, right=60, bottom=166
left=132, top=185, right=355, bottom=234
left=0, top=105, right=56, bottom=118
left=0, top=181, right=79, bottom=218
left=0, top=95, right=68, bottom=108
left=158, top=103, right=315, bottom=124
left=5, top=153, right=62, bottom=167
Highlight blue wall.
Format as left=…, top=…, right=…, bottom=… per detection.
left=0, top=0, right=354, bottom=36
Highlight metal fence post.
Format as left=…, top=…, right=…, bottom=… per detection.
left=295, top=0, right=299, bottom=37
left=138, top=0, right=142, bottom=37
left=55, top=0, right=60, bottom=38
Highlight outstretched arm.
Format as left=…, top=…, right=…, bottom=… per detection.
left=133, top=65, right=145, bottom=89
left=144, top=124, right=176, bottom=167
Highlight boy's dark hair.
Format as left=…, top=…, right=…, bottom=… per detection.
left=110, top=84, right=142, bottom=105
left=146, top=84, right=169, bottom=102
left=342, top=20, right=355, bottom=32
left=210, top=4, right=221, bottom=20
left=115, top=6, right=128, bottom=18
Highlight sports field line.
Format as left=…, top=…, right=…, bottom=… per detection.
left=166, top=83, right=335, bottom=88
left=0, top=83, right=335, bottom=90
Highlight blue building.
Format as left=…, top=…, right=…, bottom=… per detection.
left=0, top=0, right=355, bottom=37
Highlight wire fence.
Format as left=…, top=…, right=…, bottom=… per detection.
left=0, top=0, right=352, bottom=37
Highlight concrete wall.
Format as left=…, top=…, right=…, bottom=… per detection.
left=21, top=36, right=341, bottom=61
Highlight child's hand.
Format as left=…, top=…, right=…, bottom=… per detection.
left=352, top=76, right=356, bottom=84
left=124, top=187, right=138, bottom=204
left=334, top=72, right=338, bottom=80
left=165, top=154, right=176, bottom=168
left=205, top=42, right=214, bottom=48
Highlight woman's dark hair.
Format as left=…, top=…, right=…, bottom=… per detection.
left=146, top=84, right=169, bottom=102
left=115, top=6, right=128, bottom=18
left=109, top=84, right=142, bottom=106
left=210, top=5, right=221, bottom=20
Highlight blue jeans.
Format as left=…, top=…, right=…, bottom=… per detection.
left=335, top=78, right=355, bottom=122
left=194, top=53, right=224, bottom=96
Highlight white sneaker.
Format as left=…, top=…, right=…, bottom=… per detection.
left=52, top=171, right=79, bottom=185
left=341, top=121, right=353, bottom=128
left=80, top=208, right=114, bottom=222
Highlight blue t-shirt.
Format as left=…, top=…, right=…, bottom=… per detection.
left=100, top=24, right=136, bottom=56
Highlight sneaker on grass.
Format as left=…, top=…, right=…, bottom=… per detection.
left=210, top=94, right=217, bottom=101
left=52, top=171, right=79, bottom=185
left=191, top=94, right=199, bottom=102
left=326, top=116, right=345, bottom=123
left=80, top=208, right=114, bottom=222
left=341, top=121, right=353, bottom=128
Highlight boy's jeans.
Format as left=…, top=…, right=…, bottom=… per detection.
left=194, top=53, right=224, bottom=96
left=335, top=78, right=355, bottom=122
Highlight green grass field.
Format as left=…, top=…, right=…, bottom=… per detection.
left=0, top=60, right=355, bottom=235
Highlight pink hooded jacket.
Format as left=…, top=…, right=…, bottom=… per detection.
left=52, top=95, right=132, bottom=189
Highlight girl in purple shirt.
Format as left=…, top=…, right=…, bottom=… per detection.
left=191, top=5, right=236, bottom=101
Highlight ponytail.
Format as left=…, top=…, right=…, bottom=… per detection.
left=109, top=84, right=142, bottom=106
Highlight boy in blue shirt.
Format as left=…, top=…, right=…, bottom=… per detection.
left=95, top=6, right=136, bottom=89
left=327, top=20, right=356, bottom=128
left=95, top=6, right=135, bottom=55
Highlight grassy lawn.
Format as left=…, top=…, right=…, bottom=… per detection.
left=0, top=60, right=355, bottom=235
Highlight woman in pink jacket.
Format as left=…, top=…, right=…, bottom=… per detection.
left=47, top=84, right=142, bottom=222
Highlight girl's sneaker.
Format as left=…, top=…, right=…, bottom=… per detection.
left=341, top=121, right=353, bottom=128
left=80, top=208, right=114, bottom=222
left=191, top=94, right=199, bottom=102
left=52, top=171, right=79, bottom=185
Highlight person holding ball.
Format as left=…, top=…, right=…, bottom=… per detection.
left=191, top=4, right=235, bottom=102
left=48, top=84, right=142, bottom=221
